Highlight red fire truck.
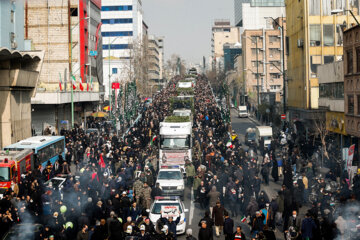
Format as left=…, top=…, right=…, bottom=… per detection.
left=0, top=149, right=33, bottom=191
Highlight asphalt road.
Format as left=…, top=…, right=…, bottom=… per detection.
left=178, top=109, right=259, bottom=239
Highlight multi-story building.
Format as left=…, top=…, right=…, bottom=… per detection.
left=286, top=0, right=360, bottom=125
left=318, top=61, right=348, bottom=149
left=241, top=17, right=286, bottom=105
left=101, top=0, right=144, bottom=99
left=344, top=25, right=360, bottom=149
left=0, top=1, right=45, bottom=147
left=0, top=0, right=25, bottom=50
left=211, top=19, right=240, bottom=70
left=148, top=35, right=160, bottom=82
left=235, top=0, right=285, bottom=31
left=28, top=0, right=104, bottom=134
left=223, top=43, right=242, bottom=72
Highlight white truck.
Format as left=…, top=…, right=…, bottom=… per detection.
left=159, top=119, right=192, bottom=175
left=238, top=106, right=248, bottom=118
left=255, top=126, right=273, bottom=148
left=178, top=82, right=193, bottom=88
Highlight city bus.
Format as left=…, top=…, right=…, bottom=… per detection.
left=4, top=136, right=65, bottom=170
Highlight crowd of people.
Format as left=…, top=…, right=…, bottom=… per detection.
left=0, top=75, right=360, bottom=240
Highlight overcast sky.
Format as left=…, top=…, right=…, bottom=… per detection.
left=142, top=0, right=234, bottom=65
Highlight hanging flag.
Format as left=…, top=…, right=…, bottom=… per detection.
left=226, top=139, right=233, bottom=148
left=99, top=154, right=106, bottom=168
left=79, top=82, right=84, bottom=91
left=151, top=135, right=157, bottom=146
left=71, top=76, right=77, bottom=90
left=241, top=216, right=247, bottom=223
left=86, top=65, right=89, bottom=92
left=59, top=73, right=63, bottom=91
left=234, top=99, right=237, bottom=108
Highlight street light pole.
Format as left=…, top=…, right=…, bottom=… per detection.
left=108, top=37, right=120, bottom=120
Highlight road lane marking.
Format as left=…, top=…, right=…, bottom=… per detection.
left=189, top=187, right=194, bottom=225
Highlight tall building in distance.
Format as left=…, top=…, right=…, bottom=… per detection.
left=28, top=0, right=104, bottom=134
left=211, top=19, right=240, bottom=71
left=101, top=0, right=144, bottom=99
left=286, top=0, right=360, bottom=122
left=234, top=0, right=251, bottom=26
left=0, top=0, right=25, bottom=50
left=241, top=17, right=286, bottom=103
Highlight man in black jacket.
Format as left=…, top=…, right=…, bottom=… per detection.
left=223, top=211, right=234, bottom=240
left=198, top=221, right=213, bottom=240
left=151, top=183, right=162, bottom=199
left=233, top=226, right=246, bottom=240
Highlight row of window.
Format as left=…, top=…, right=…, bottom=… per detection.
left=101, top=5, right=133, bottom=11
left=310, top=55, right=339, bottom=78
left=102, top=18, right=133, bottom=24
left=103, top=44, right=130, bottom=50
left=37, top=140, right=64, bottom=165
left=310, top=24, right=344, bottom=47
left=319, top=82, right=344, bottom=99
left=309, top=0, right=360, bottom=16
left=102, top=31, right=133, bottom=37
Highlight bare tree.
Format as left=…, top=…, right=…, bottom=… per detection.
left=313, top=115, right=329, bottom=162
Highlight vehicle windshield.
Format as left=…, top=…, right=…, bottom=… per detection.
left=0, top=167, right=10, bottom=181
left=160, top=137, right=190, bottom=149
left=158, top=171, right=182, bottom=180
left=46, top=178, right=65, bottom=188
left=248, top=132, right=256, bottom=140
left=174, top=112, right=191, bottom=117
left=152, top=202, right=182, bottom=214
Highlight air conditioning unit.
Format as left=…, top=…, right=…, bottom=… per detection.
left=11, top=41, right=17, bottom=49
left=297, top=39, right=304, bottom=48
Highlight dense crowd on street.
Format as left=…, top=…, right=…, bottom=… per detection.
left=0, top=75, right=359, bottom=240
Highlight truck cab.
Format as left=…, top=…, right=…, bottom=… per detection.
left=255, top=126, right=273, bottom=149
left=159, top=120, right=192, bottom=175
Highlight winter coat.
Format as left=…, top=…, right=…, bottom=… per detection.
left=212, top=205, right=225, bottom=226
left=223, top=217, right=234, bottom=235
left=207, top=190, right=220, bottom=207
left=246, top=198, right=259, bottom=217
left=198, top=227, right=213, bottom=240
left=301, top=217, right=317, bottom=239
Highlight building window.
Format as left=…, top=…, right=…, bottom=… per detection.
left=10, top=10, right=14, bottom=23
left=322, top=0, right=332, bottom=15
left=70, top=8, right=78, bottom=17
left=319, top=82, right=344, bottom=99
left=101, top=6, right=133, bottom=11
left=286, top=36, right=289, bottom=56
left=112, top=68, right=118, bottom=74
left=310, top=25, right=321, bottom=46
left=336, top=24, right=345, bottom=46
left=324, top=56, right=334, bottom=64
left=102, top=44, right=130, bottom=50
left=270, top=73, right=281, bottom=79
left=310, top=55, right=321, bottom=77
left=347, top=50, right=353, bottom=74
left=309, top=0, right=320, bottom=16
left=348, top=95, right=354, bottom=114
left=101, top=31, right=133, bottom=37
left=102, top=18, right=133, bottom=24
left=357, top=48, right=360, bottom=73
left=323, top=25, right=334, bottom=46
left=358, top=95, right=360, bottom=115
left=269, top=36, right=279, bottom=43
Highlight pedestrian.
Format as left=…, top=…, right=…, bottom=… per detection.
left=198, top=221, right=213, bottom=240
left=301, top=213, right=317, bottom=240
left=212, top=200, right=226, bottom=237
left=185, top=159, right=196, bottom=187
left=251, top=211, right=265, bottom=238
left=207, top=185, right=220, bottom=216
left=223, top=211, right=234, bottom=240
left=233, top=226, right=246, bottom=240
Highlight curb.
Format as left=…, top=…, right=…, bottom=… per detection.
left=248, top=116, right=261, bottom=126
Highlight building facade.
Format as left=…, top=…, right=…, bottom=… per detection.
left=0, top=0, right=25, bottom=50
left=223, top=43, right=242, bottom=72
left=27, top=0, right=104, bottom=134
left=286, top=0, right=360, bottom=122
left=211, top=19, right=240, bottom=70
left=101, top=0, right=144, bottom=99
left=241, top=18, right=286, bottom=105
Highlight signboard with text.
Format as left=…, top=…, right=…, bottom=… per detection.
left=161, top=205, right=179, bottom=218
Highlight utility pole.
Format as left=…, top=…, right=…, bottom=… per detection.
left=255, top=37, right=260, bottom=107
left=281, top=15, right=286, bottom=114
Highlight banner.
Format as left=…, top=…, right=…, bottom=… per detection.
left=347, top=144, right=355, bottom=173
left=161, top=205, right=179, bottom=218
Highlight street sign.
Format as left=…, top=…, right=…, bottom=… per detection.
left=89, top=50, right=97, bottom=56
left=281, top=114, right=286, bottom=120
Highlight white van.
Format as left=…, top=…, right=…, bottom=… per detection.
left=238, top=106, right=248, bottom=118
